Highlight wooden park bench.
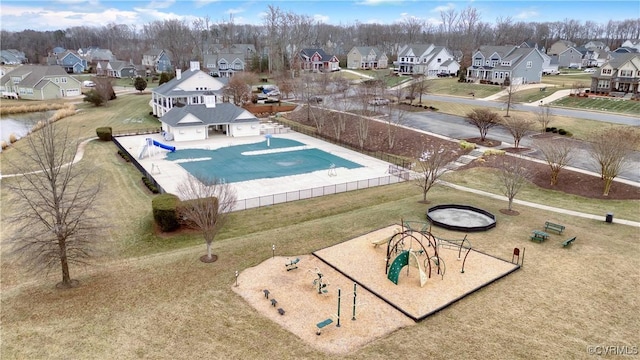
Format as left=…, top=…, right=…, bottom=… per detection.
left=544, top=221, right=565, bottom=234
left=562, top=237, right=576, bottom=247
left=316, top=318, right=334, bottom=335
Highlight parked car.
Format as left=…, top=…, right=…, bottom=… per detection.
left=309, top=96, right=323, bottom=103
left=583, top=68, right=597, bottom=73
left=542, top=69, right=560, bottom=75
left=368, top=98, right=390, bottom=106
left=82, top=80, right=95, bottom=87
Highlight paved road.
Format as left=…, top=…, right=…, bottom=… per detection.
left=421, top=94, right=640, bottom=126
left=398, top=101, right=640, bottom=183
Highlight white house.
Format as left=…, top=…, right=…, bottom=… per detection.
left=394, top=44, right=460, bottom=76
left=159, top=92, right=260, bottom=142
left=150, top=61, right=225, bottom=117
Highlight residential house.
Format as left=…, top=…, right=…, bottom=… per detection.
left=582, top=48, right=611, bottom=68
left=142, top=49, right=173, bottom=74
left=96, top=60, right=137, bottom=78
left=158, top=92, right=260, bottom=142
left=620, top=40, right=640, bottom=52
left=589, top=53, right=640, bottom=98
left=204, top=53, right=245, bottom=77
left=519, top=40, right=545, bottom=53
left=53, top=50, right=88, bottom=73
left=612, top=47, right=639, bottom=54
left=346, top=47, right=388, bottom=69
left=150, top=61, right=225, bottom=118
left=558, top=46, right=586, bottom=68
left=51, top=47, right=66, bottom=56
left=583, top=41, right=610, bottom=52
left=548, top=40, right=576, bottom=56
left=297, top=48, right=340, bottom=72
left=0, top=65, right=82, bottom=100
left=77, top=47, right=113, bottom=62
left=467, top=45, right=545, bottom=85
left=394, top=44, right=460, bottom=76
left=0, top=50, right=27, bottom=65
left=541, top=53, right=559, bottom=74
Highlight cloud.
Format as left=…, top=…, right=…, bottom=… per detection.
left=0, top=4, right=143, bottom=31
left=431, top=3, right=455, bottom=13
left=313, top=14, right=330, bottom=23
left=145, top=0, right=176, bottom=9
left=225, top=7, right=244, bottom=15
left=193, top=0, right=219, bottom=8
left=515, top=10, right=539, bottom=20
left=356, top=0, right=404, bottom=5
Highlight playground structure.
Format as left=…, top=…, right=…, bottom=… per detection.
left=426, top=204, right=496, bottom=232
left=138, top=137, right=176, bottom=159
left=233, top=226, right=521, bottom=354
left=381, top=220, right=472, bottom=287
left=310, top=268, right=330, bottom=294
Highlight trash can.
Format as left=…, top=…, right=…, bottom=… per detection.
left=606, top=213, right=613, bottom=223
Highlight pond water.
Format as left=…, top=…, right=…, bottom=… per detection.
left=0, top=111, right=54, bottom=144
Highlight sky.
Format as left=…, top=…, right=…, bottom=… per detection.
left=0, top=0, right=637, bottom=32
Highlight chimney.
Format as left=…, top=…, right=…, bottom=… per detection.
left=176, top=69, right=181, bottom=80
left=190, top=61, right=200, bottom=71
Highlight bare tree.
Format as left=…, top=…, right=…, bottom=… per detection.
left=535, top=105, right=553, bottom=133
left=224, top=72, right=257, bottom=106
left=502, top=75, right=520, bottom=117
left=414, top=76, right=431, bottom=103
left=501, top=116, right=535, bottom=148
left=385, top=87, right=409, bottom=150
left=177, top=174, right=237, bottom=263
left=537, top=139, right=574, bottom=186
left=465, top=108, right=501, bottom=142
left=497, top=156, right=531, bottom=212
left=588, top=127, right=640, bottom=196
left=5, top=122, right=104, bottom=288
left=414, top=145, right=460, bottom=202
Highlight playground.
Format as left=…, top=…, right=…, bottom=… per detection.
left=232, top=223, right=520, bottom=354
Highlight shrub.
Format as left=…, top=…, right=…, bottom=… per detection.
left=545, top=127, right=552, bottom=132
left=563, top=131, right=573, bottom=137
left=483, top=149, right=506, bottom=156
left=96, top=127, right=112, bottom=141
left=117, top=150, right=131, bottom=162
left=459, top=140, right=476, bottom=150
left=551, top=128, right=558, bottom=133
left=558, top=129, right=567, bottom=135
left=152, top=193, right=180, bottom=232
left=1, top=140, right=8, bottom=150
left=142, top=176, right=160, bottom=194
left=9, top=133, right=18, bottom=143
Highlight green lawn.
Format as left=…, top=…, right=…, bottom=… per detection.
left=551, top=96, right=640, bottom=116
left=541, top=74, right=592, bottom=87
left=428, top=78, right=502, bottom=98
left=496, top=87, right=566, bottom=104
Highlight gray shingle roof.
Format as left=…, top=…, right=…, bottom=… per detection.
left=160, top=103, right=257, bottom=127
left=0, top=65, right=69, bottom=87
left=300, top=48, right=336, bottom=62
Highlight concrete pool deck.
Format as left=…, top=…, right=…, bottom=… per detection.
left=115, top=132, right=404, bottom=206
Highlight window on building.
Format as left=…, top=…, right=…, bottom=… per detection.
left=602, top=68, right=612, bottom=75
left=61, top=77, right=67, bottom=83
left=620, top=70, right=632, bottom=77
left=526, top=61, right=532, bottom=68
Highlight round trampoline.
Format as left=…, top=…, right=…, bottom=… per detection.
left=426, top=204, right=496, bottom=232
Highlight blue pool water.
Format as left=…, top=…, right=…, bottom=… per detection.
left=165, top=138, right=363, bottom=183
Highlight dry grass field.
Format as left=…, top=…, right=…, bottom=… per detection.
left=1, top=138, right=638, bottom=359
left=1, top=92, right=639, bottom=359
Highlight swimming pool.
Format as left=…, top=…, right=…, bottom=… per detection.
left=165, top=138, right=363, bottom=183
